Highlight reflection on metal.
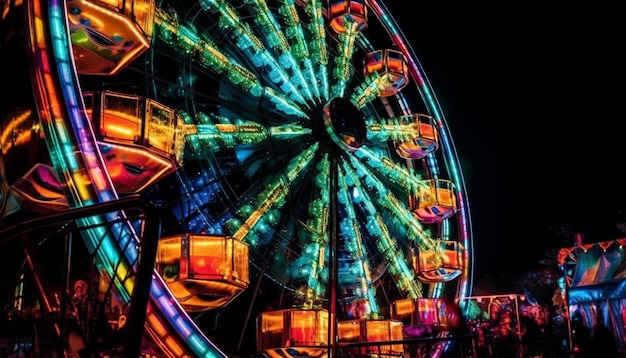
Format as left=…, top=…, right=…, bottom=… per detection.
left=410, top=179, right=457, bottom=224
left=67, top=0, right=155, bottom=75
left=156, top=234, right=249, bottom=312
left=413, top=240, right=464, bottom=283
left=257, top=308, right=330, bottom=357
left=10, top=163, right=69, bottom=213
left=337, top=318, right=404, bottom=357
left=364, top=49, right=409, bottom=97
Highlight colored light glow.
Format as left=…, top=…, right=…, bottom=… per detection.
left=157, top=5, right=313, bottom=108
left=147, top=312, right=168, bottom=337
left=341, top=161, right=422, bottom=298
left=246, top=0, right=314, bottom=103
left=158, top=293, right=178, bottom=318
left=330, top=20, right=359, bottom=98
left=103, top=123, right=136, bottom=137
left=164, top=336, right=184, bottom=356
left=337, top=169, right=379, bottom=315
left=67, top=0, right=152, bottom=75
left=174, top=315, right=193, bottom=336
left=231, top=144, right=318, bottom=242
left=29, top=0, right=476, bottom=356
left=33, top=1, right=230, bottom=356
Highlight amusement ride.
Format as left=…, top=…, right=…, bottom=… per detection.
left=0, top=0, right=474, bottom=356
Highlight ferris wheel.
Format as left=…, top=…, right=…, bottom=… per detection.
left=0, top=0, right=474, bottom=357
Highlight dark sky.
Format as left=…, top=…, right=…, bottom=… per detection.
left=389, top=6, right=625, bottom=276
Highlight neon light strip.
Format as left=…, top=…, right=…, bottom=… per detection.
left=345, top=153, right=435, bottom=252
left=331, top=21, right=360, bottom=98
left=278, top=0, right=321, bottom=101
left=32, top=0, right=228, bottom=356
left=155, top=8, right=308, bottom=118
left=197, top=0, right=308, bottom=105
left=367, top=0, right=473, bottom=300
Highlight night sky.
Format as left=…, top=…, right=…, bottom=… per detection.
left=388, top=5, right=624, bottom=276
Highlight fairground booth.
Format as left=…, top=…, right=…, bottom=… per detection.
left=557, top=238, right=626, bottom=353
left=459, top=294, right=550, bottom=355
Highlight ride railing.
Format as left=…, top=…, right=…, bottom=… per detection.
left=335, top=334, right=479, bottom=358
left=0, top=195, right=163, bottom=357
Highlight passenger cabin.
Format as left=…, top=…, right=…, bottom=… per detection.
left=337, top=318, right=404, bottom=357
left=156, top=234, right=249, bottom=312
left=395, top=114, right=439, bottom=160
left=67, top=0, right=155, bottom=75
left=412, top=240, right=464, bottom=284
left=10, top=163, right=69, bottom=213
left=83, top=91, right=183, bottom=193
left=391, top=298, right=448, bottom=337
left=328, top=0, right=368, bottom=33
left=410, top=179, right=457, bottom=224
left=363, top=49, right=409, bottom=97
left=257, top=308, right=330, bottom=357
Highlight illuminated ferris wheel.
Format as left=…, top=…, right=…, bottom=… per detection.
left=0, top=0, right=474, bottom=357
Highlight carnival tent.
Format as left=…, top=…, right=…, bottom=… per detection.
left=557, top=238, right=626, bottom=350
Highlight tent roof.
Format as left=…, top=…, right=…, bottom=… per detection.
left=558, top=238, right=626, bottom=303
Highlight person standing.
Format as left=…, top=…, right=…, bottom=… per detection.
left=72, top=279, right=91, bottom=334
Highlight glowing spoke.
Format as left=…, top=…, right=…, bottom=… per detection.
left=367, top=115, right=427, bottom=143
left=246, top=0, right=315, bottom=104
left=193, top=117, right=268, bottom=148
left=302, top=0, right=330, bottom=100
left=331, top=20, right=360, bottom=98
left=198, top=0, right=308, bottom=105
left=345, top=155, right=436, bottom=250
left=340, top=160, right=422, bottom=298
left=278, top=0, right=322, bottom=101
left=337, top=169, right=380, bottom=315
left=189, top=118, right=312, bottom=149
left=351, top=73, right=397, bottom=109
left=154, top=8, right=308, bottom=118
left=299, top=154, right=331, bottom=307
left=268, top=124, right=312, bottom=138
left=353, top=146, right=426, bottom=195
left=229, top=143, right=319, bottom=242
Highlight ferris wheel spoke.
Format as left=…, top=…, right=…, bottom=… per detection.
left=225, top=143, right=319, bottom=243
left=155, top=7, right=309, bottom=118
left=337, top=169, right=381, bottom=316
left=198, top=0, right=310, bottom=106
left=299, top=0, right=331, bottom=101
left=277, top=0, right=323, bottom=101
left=352, top=147, right=424, bottom=193
left=338, top=159, right=422, bottom=298
left=293, top=154, right=331, bottom=307
left=366, top=116, right=429, bottom=147
left=329, top=23, right=361, bottom=99
left=344, top=154, right=439, bottom=253
left=244, top=0, right=316, bottom=105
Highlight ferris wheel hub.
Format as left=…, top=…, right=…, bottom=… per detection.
left=321, top=97, right=366, bottom=153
